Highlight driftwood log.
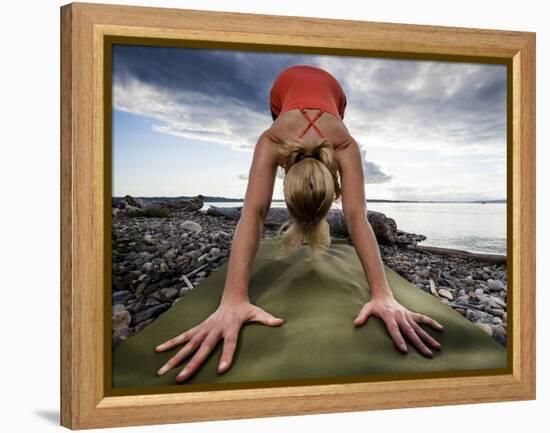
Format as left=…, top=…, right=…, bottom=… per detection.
left=154, top=194, right=204, bottom=211
left=112, top=195, right=507, bottom=264
left=206, top=205, right=507, bottom=264
left=206, top=205, right=400, bottom=244
left=410, top=245, right=507, bottom=265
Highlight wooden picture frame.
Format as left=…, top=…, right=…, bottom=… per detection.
left=60, top=1, right=536, bottom=429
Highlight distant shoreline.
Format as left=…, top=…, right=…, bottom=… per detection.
left=112, top=195, right=507, bottom=256
left=112, top=195, right=506, bottom=204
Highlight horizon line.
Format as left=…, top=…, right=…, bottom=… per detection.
left=112, top=194, right=507, bottom=204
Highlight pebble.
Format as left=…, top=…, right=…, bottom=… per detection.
left=112, top=290, right=133, bottom=304
left=160, top=288, right=179, bottom=301
left=437, top=288, right=453, bottom=300
left=197, top=253, right=209, bottom=263
left=112, top=310, right=131, bottom=331
left=493, top=325, right=507, bottom=345
left=112, top=304, right=126, bottom=315
left=180, top=220, right=202, bottom=233
left=475, top=323, right=493, bottom=337
left=112, top=196, right=508, bottom=351
left=132, top=303, right=171, bottom=325
left=487, top=279, right=505, bottom=291
left=486, top=307, right=505, bottom=317
left=135, top=282, right=147, bottom=296
left=144, top=298, right=161, bottom=308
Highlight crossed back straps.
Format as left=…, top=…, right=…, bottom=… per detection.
left=298, top=108, right=326, bottom=138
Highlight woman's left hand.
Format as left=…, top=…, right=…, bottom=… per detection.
left=354, top=294, right=444, bottom=357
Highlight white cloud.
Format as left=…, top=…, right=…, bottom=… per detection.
left=314, top=56, right=506, bottom=157
left=358, top=145, right=393, bottom=184
left=113, top=52, right=506, bottom=200
left=113, top=75, right=268, bottom=151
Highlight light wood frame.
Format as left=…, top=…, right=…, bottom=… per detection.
left=60, top=1, right=536, bottom=429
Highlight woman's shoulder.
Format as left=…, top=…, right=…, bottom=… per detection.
left=265, top=118, right=296, bottom=146
left=332, top=134, right=362, bottom=174
left=333, top=132, right=357, bottom=153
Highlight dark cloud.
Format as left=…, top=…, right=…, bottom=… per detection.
left=113, top=45, right=506, bottom=152
left=335, top=58, right=506, bottom=148
left=113, top=44, right=314, bottom=115
left=113, top=45, right=506, bottom=195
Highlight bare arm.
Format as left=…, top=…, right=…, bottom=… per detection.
left=336, top=138, right=444, bottom=357
left=154, top=129, right=285, bottom=381
left=221, top=130, right=281, bottom=303
left=335, top=140, right=392, bottom=297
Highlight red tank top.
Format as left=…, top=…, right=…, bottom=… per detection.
left=269, top=65, right=347, bottom=139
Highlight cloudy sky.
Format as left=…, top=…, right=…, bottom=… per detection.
left=112, top=44, right=507, bottom=201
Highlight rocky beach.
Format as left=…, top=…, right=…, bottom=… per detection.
left=111, top=194, right=507, bottom=350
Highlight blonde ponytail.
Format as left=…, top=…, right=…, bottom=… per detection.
left=274, top=138, right=342, bottom=259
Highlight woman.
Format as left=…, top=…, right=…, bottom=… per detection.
left=155, top=65, right=444, bottom=383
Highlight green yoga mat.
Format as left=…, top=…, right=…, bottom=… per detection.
left=112, top=237, right=507, bottom=389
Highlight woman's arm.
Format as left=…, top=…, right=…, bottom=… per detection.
left=335, top=138, right=444, bottom=357
left=155, top=130, right=285, bottom=381
left=336, top=140, right=392, bottom=298
left=220, top=130, right=281, bottom=303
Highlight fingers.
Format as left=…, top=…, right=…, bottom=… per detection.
left=384, top=317, right=408, bottom=353
left=155, top=326, right=198, bottom=352
left=354, top=303, right=373, bottom=327
left=248, top=307, right=284, bottom=327
left=176, top=333, right=221, bottom=382
left=218, top=328, right=239, bottom=374
left=411, top=313, right=444, bottom=332
left=156, top=333, right=205, bottom=376
left=396, top=315, right=433, bottom=357
left=408, top=318, right=442, bottom=351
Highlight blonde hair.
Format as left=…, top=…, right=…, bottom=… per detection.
left=275, top=138, right=342, bottom=258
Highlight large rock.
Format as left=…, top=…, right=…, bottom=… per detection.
left=157, top=195, right=204, bottom=212
left=112, top=194, right=204, bottom=214
left=206, top=206, right=402, bottom=245
left=112, top=194, right=144, bottom=210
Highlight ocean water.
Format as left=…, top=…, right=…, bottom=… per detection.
left=200, top=201, right=507, bottom=256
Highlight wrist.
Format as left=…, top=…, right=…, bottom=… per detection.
left=220, top=290, right=250, bottom=306
left=370, top=286, right=394, bottom=300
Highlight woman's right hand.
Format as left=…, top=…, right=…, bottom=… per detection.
left=154, top=299, right=284, bottom=382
